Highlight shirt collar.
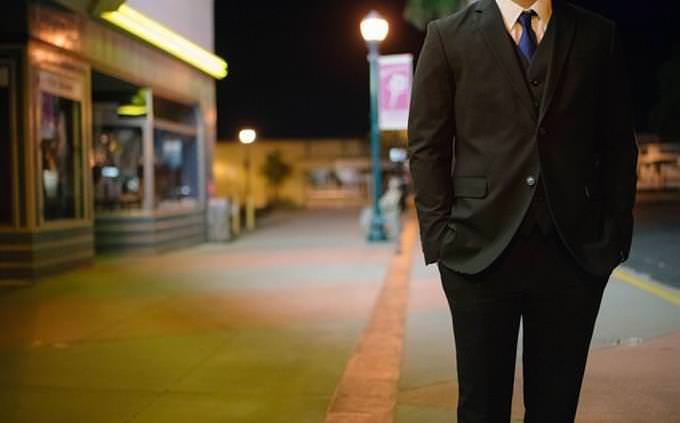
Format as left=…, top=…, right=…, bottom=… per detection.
left=495, top=0, right=553, bottom=29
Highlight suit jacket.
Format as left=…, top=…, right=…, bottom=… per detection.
left=407, top=0, right=638, bottom=276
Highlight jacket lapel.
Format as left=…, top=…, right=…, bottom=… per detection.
left=539, top=0, right=576, bottom=123
left=475, top=0, right=535, bottom=121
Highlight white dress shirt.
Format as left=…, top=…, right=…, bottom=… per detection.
left=495, top=0, right=553, bottom=45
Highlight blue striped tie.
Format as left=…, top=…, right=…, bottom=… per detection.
left=518, top=10, right=538, bottom=62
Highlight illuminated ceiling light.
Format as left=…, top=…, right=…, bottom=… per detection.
left=117, top=104, right=147, bottom=116
left=101, top=5, right=228, bottom=79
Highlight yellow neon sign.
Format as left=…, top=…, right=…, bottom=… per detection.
left=101, top=5, right=228, bottom=79
left=117, top=104, right=147, bottom=116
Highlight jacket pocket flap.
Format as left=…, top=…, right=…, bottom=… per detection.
left=453, top=176, right=488, bottom=198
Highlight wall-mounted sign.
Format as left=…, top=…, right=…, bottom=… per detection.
left=38, top=70, right=83, bottom=100
left=378, top=54, right=413, bottom=131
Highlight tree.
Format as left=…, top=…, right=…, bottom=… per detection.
left=650, top=45, right=680, bottom=142
left=259, top=150, right=292, bottom=204
left=404, top=0, right=473, bottom=31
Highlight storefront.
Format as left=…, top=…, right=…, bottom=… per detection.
left=0, top=0, right=223, bottom=278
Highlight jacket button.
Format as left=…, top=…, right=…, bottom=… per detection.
left=526, top=176, right=537, bottom=187
left=531, top=79, right=541, bottom=86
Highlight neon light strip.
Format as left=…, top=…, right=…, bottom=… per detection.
left=101, top=5, right=228, bottom=79
left=117, top=104, right=147, bottom=116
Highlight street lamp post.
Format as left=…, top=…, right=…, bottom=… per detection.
left=361, top=11, right=389, bottom=242
left=239, top=128, right=257, bottom=231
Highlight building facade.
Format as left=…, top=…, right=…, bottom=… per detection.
left=0, top=0, right=223, bottom=278
left=213, top=138, right=406, bottom=209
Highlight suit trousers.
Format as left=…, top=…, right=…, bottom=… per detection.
left=437, top=228, right=608, bottom=423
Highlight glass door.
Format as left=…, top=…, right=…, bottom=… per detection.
left=36, top=69, right=87, bottom=225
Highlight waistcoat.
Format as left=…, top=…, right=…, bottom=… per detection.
left=508, top=27, right=556, bottom=236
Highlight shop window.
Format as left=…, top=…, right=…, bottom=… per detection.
left=92, top=71, right=148, bottom=212
left=93, top=126, right=144, bottom=211
left=154, top=129, right=198, bottom=209
left=39, top=92, right=82, bottom=221
left=153, top=97, right=199, bottom=210
left=0, top=65, right=12, bottom=224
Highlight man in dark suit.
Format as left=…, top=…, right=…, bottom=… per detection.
left=407, top=0, right=638, bottom=421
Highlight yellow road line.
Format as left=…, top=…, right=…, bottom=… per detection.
left=613, top=268, right=680, bottom=306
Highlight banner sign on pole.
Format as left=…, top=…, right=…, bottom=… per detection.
left=378, top=54, right=413, bottom=131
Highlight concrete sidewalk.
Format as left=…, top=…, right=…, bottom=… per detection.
left=0, top=209, right=678, bottom=422
left=397, top=227, right=680, bottom=422
left=0, top=209, right=397, bottom=422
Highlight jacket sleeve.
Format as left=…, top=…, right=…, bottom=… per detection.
left=600, top=25, right=638, bottom=262
left=407, top=21, right=455, bottom=265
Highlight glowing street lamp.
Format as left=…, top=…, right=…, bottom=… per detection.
left=360, top=11, right=389, bottom=43
left=239, top=128, right=257, bottom=231
left=239, top=128, right=257, bottom=144
left=361, top=11, right=389, bottom=242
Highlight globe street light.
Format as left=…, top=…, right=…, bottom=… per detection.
left=361, top=11, right=388, bottom=242
left=360, top=11, right=389, bottom=42
left=239, top=128, right=257, bottom=231
left=239, top=128, right=256, bottom=145
left=238, top=128, right=257, bottom=200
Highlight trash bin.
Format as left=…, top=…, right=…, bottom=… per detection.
left=207, top=197, right=233, bottom=242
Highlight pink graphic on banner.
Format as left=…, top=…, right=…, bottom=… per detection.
left=378, top=54, right=413, bottom=131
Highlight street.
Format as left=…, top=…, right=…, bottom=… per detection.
left=0, top=208, right=678, bottom=422
left=1, top=1, right=678, bottom=422
left=629, top=192, right=680, bottom=289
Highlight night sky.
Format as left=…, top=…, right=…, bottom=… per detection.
left=214, top=0, right=679, bottom=141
